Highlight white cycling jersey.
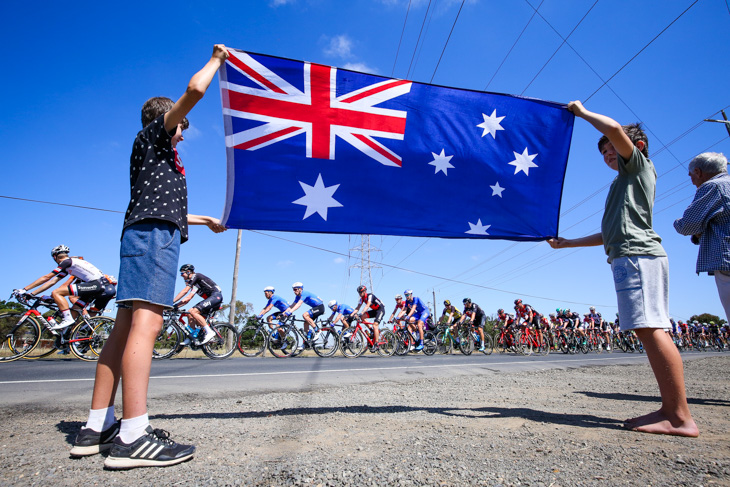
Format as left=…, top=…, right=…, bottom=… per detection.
left=52, top=257, right=104, bottom=282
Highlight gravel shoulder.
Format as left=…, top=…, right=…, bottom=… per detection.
left=1, top=356, right=728, bottom=486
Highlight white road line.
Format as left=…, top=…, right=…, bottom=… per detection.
left=0, top=355, right=649, bottom=385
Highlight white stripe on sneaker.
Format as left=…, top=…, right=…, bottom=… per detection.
left=148, top=444, right=165, bottom=458
left=131, top=440, right=153, bottom=458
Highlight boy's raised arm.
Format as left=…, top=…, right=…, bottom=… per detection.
left=164, top=44, right=230, bottom=133
left=567, top=101, right=634, bottom=160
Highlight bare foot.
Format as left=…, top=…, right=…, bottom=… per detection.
left=623, top=410, right=699, bottom=437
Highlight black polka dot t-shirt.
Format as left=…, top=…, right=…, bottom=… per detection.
left=123, top=115, right=189, bottom=243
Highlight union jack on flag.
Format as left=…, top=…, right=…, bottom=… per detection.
left=219, top=49, right=574, bottom=240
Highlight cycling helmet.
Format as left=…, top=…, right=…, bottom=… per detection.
left=497, top=308, right=504, bottom=315
left=444, top=300, right=451, bottom=306
left=395, top=294, right=403, bottom=300
left=549, top=313, right=556, bottom=318
left=263, top=286, right=275, bottom=293
left=292, top=282, right=303, bottom=289
left=51, top=244, right=70, bottom=258
left=463, top=298, right=471, bottom=304
left=180, top=264, right=195, bottom=273
left=404, top=289, right=413, bottom=296
left=589, top=306, right=596, bottom=311
left=514, top=298, right=522, bottom=305
left=328, top=300, right=337, bottom=308
left=357, top=285, right=367, bottom=293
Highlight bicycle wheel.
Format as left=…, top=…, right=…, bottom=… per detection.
left=151, top=321, right=182, bottom=359
left=313, top=327, right=339, bottom=358
left=394, top=330, right=411, bottom=356
left=459, top=333, right=474, bottom=355
left=237, top=325, right=267, bottom=357
left=1, top=312, right=42, bottom=362
left=68, top=320, right=97, bottom=361
left=423, top=331, right=437, bottom=356
left=22, top=316, right=59, bottom=359
left=436, top=331, right=452, bottom=354
left=377, top=329, right=397, bottom=357
left=268, top=325, right=299, bottom=358
left=87, top=317, right=114, bottom=357
left=339, top=328, right=366, bottom=358
left=203, top=323, right=237, bottom=359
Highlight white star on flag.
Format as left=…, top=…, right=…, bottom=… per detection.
left=428, top=149, right=455, bottom=175
left=466, top=219, right=491, bottom=235
left=292, top=173, right=343, bottom=220
left=508, top=148, right=538, bottom=176
left=477, top=109, right=505, bottom=139
left=490, top=182, right=505, bottom=197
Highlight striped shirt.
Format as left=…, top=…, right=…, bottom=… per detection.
left=674, top=172, right=730, bottom=274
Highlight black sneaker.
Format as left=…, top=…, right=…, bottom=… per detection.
left=103, top=426, right=195, bottom=469
left=69, top=420, right=120, bottom=457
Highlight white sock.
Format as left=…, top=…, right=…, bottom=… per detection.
left=85, top=406, right=115, bottom=432
left=119, top=413, right=149, bottom=444
left=62, top=310, right=72, bottom=321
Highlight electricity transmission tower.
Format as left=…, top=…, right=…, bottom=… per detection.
left=349, top=235, right=381, bottom=291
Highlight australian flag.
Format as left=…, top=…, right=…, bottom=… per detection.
left=219, top=49, right=574, bottom=241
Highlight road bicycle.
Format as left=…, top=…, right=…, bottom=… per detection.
left=339, top=315, right=397, bottom=358
left=495, top=325, right=519, bottom=354
left=237, top=317, right=270, bottom=357
left=153, top=307, right=237, bottom=359
left=390, top=318, right=437, bottom=356
left=288, top=316, right=340, bottom=358
left=514, top=325, right=549, bottom=356
left=1, top=292, right=113, bottom=362
left=459, top=319, right=494, bottom=355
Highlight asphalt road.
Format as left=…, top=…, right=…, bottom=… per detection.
left=0, top=351, right=723, bottom=407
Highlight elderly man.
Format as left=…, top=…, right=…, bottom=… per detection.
left=674, top=152, right=730, bottom=320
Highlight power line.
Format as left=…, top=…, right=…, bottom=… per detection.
left=406, top=0, right=433, bottom=79
left=430, top=0, right=466, bottom=83
left=411, top=0, right=438, bottom=79
left=391, top=0, right=413, bottom=77
left=520, top=0, right=600, bottom=95
left=484, top=0, right=545, bottom=91
left=584, top=0, right=700, bottom=102
left=0, top=195, right=123, bottom=214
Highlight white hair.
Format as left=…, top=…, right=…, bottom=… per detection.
left=689, top=152, right=727, bottom=175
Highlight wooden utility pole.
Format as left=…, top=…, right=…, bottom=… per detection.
left=228, top=230, right=242, bottom=328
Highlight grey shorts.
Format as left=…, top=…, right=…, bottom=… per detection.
left=116, top=220, right=180, bottom=308
left=611, top=255, right=670, bottom=332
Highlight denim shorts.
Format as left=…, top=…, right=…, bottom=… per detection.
left=116, top=220, right=180, bottom=308
left=611, top=255, right=670, bottom=331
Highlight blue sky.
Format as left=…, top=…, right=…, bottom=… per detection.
left=1, top=0, right=728, bottom=321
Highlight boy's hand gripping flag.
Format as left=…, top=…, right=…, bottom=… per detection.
left=219, top=49, right=574, bottom=241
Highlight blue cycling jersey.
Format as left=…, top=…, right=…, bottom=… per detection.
left=331, top=303, right=354, bottom=317
left=407, top=296, right=427, bottom=313
left=267, top=294, right=290, bottom=312
left=293, top=290, right=323, bottom=308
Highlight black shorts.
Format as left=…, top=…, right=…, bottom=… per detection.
left=70, top=278, right=117, bottom=311
left=306, top=304, right=325, bottom=320
left=193, top=292, right=223, bottom=317
left=364, top=308, right=385, bottom=324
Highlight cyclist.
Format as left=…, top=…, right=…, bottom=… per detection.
left=388, top=294, right=408, bottom=325
left=327, top=300, right=355, bottom=330
left=256, top=286, right=291, bottom=345
left=16, top=245, right=116, bottom=330
left=458, top=298, right=487, bottom=352
left=352, top=285, right=384, bottom=351
left=173, top=264, right=222, bottom=346
left=284, top=282, right=325, bottom=350
left=514, top=299, right=540, bottom=329
left=403, top=290, right=428, bottom=352
left=440, top=299, right=462, bottom=325
left=587, top=306, right=610, bottom=351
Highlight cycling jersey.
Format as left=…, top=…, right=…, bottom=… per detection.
left=359, top=293, right=383, bottom=311
left=184, top=273, right=222, bottom=299
left=499, top=313, right=516, bottom=326
left=464, top=303, right=484, bottom=320
left=293, top=290, right=323, bottom=308
left=266, top=294, right=290, bottom=313
left=53, top=258, right=104, bottom=282
left=331, top=303, right=354, bottom=317
left=442, top=305, right=462, bottom=321
left=407, top=296, right=427, bottom=314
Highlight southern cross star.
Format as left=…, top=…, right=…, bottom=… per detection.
left=466, top=219, right=491, bottom=235
left=428, top=149, right=455, bottom=175
left=490, top=182, right=505, bottom=197
left=292, top=173, right=343, bottom=220
left=477, top=109, right=505, bottom=139
left=508, top=148, right=538, bottom=176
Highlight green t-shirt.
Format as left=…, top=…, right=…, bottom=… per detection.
left=601, top=146, right=666, bottom=262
